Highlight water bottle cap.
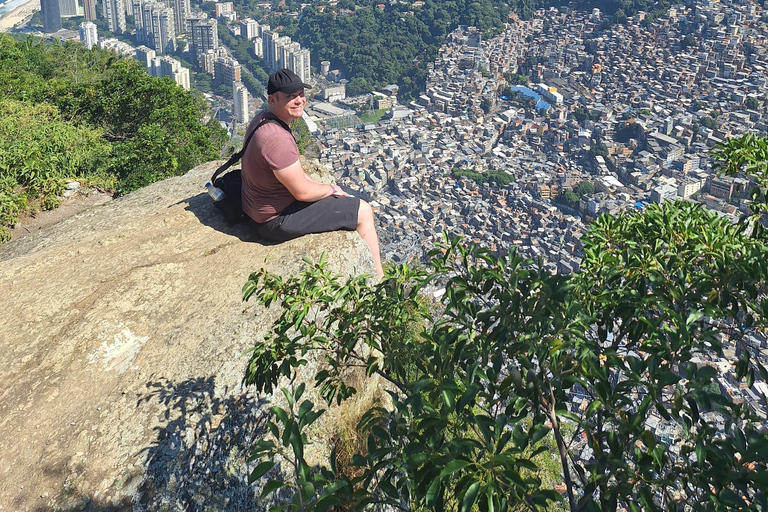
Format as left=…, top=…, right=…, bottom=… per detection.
left=205, top=182, right=211, bottom=187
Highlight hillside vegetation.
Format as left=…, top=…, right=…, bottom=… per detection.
left=0, top=34, right=228, bottom=241
left=227, top=0, right=673, bottom=98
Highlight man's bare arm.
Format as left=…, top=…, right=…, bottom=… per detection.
left=274, top=160, right=340, bottom=201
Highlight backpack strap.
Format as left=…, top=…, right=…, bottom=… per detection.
left=210, top=114, right=293, bottom=183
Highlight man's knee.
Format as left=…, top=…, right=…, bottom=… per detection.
left=358, top=199, right=374, bottom=224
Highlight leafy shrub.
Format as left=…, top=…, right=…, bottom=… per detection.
left=243, top=134, right=768, bottom=511
left=0, top=99, right=111, bottom=229
left=0, top=34, right=228, bottom=235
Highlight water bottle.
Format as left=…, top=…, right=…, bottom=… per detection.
left=205, top=182, right=224, bottom=202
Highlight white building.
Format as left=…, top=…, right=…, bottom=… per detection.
left=261, top=29, right=276, bottom=69
left=289, top=48, right=311, bottom=83
left=159, top=56, right=190, bottom=90
left=233, top=81, right=250, bottom=124
left=79, top=21, right=98, bottom=49
left=240, top=18, right=258, bottom=39
left=134, top=45, right=155, bottom=67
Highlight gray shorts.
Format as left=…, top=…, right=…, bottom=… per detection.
left=252, top=196, right=360, bottom=242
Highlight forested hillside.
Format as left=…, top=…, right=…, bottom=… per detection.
left=227, top=0, right=674, bottom=98
left=0, top=34, right=228, bottom=241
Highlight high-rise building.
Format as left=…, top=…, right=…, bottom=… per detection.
left=146, top=4, right=176, bottom=53
left=290, top=48, right=311, bottom=83
left=169, top=0, right=190, bottom=34
left=58, top=0, right=79, bottom=17
left=79, top=21, right=98, bottom=49
left=189, top=17, right=218, bottom=66
left=240, top=18, right=258, bottom=39
left=83, top=0, right=96, bottom=20
left=280, top=40, right=300, bottom=70
left=233, top=81, right=249, bottom=123
left=261, top=29, right=275, bottom=69
left=214, top=1, right=234, bottom=17
left=40, top=0, right=62, bottom=32
left=272, top=35, right=292, bottom=70
left=133, top=0, right=146, bottom=41
left=104, top=0, right=127, bottom=34
left=149, top=56, right=162, bottom=76
left=214, top=56, right=240, bottom=85
left=253, top=37, right=263, bottom=58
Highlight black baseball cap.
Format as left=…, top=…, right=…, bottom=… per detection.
left=267, top=68, right=312, bottom=95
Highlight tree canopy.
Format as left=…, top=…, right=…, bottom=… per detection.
left=0, top=34, right=227, bottom=240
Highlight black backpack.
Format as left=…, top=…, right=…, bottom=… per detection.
left=209, top=115, right=292, bottom=225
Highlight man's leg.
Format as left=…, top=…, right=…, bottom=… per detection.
left=256, top=197, right=384, bottom=278
left=356, top=200, right=384, bottom=279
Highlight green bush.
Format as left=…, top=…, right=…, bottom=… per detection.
left=243, top=134, right=768, bottom=511
left=0, top=99, right=111, bottom=229
left=0, top=34, right=228, bottom=235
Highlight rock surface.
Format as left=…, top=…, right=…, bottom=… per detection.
left=0, top=161, right=374, bottom=511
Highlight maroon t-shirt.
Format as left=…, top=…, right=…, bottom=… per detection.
left=241, top=111, right=299, bottom=223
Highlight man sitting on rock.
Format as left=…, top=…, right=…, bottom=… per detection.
left=242, top=68, right=384, bottom=279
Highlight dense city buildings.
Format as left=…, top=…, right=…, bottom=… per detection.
left=189, top=17, right=218, bottom=67
left=146, top=3, right=176, bottom=53
left=169, top=0, right=191, bottom=35
left=213, top=54, right=240, bottom=85
left=309, top=1, right=767, bottom=275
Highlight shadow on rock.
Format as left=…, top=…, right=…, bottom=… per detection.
left=177, top=192, right=276, bottom=245
left=31, top=378, right=294, bottom=511
left=133, top=376, right=272, bottom=511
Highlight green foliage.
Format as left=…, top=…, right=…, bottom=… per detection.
left=572, top=106, right=595, bottom=125
left=242, top=135, right=768, bottom=511
left=574, top=180, right=595, bottom=196
left=480, top=96, right=493, bottom=114
left=701, top=115, right=718, bottom=130
left=746, top=96, right=760, bottom=110
left=561, top=189, right=579, bottom=207
left=292, top=0, right=508, bottom=99
left=681, top=33, right=696, bottom=50
left=0, top=99, right=112, bottom=237
left=452, top=167, right=514, bottom=187
left=247, top=382, right=357, bottom=511
left=712, top=133, right=768, bottom=238
left=359, top=108, right=388, bottom=125
left=290, top=118, right=318, bottom=157
left=0, top=34, right=227, bottom=231
left=588, top=143, right=609, bottom=158
left=504, top=72, right=530, bottom=86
